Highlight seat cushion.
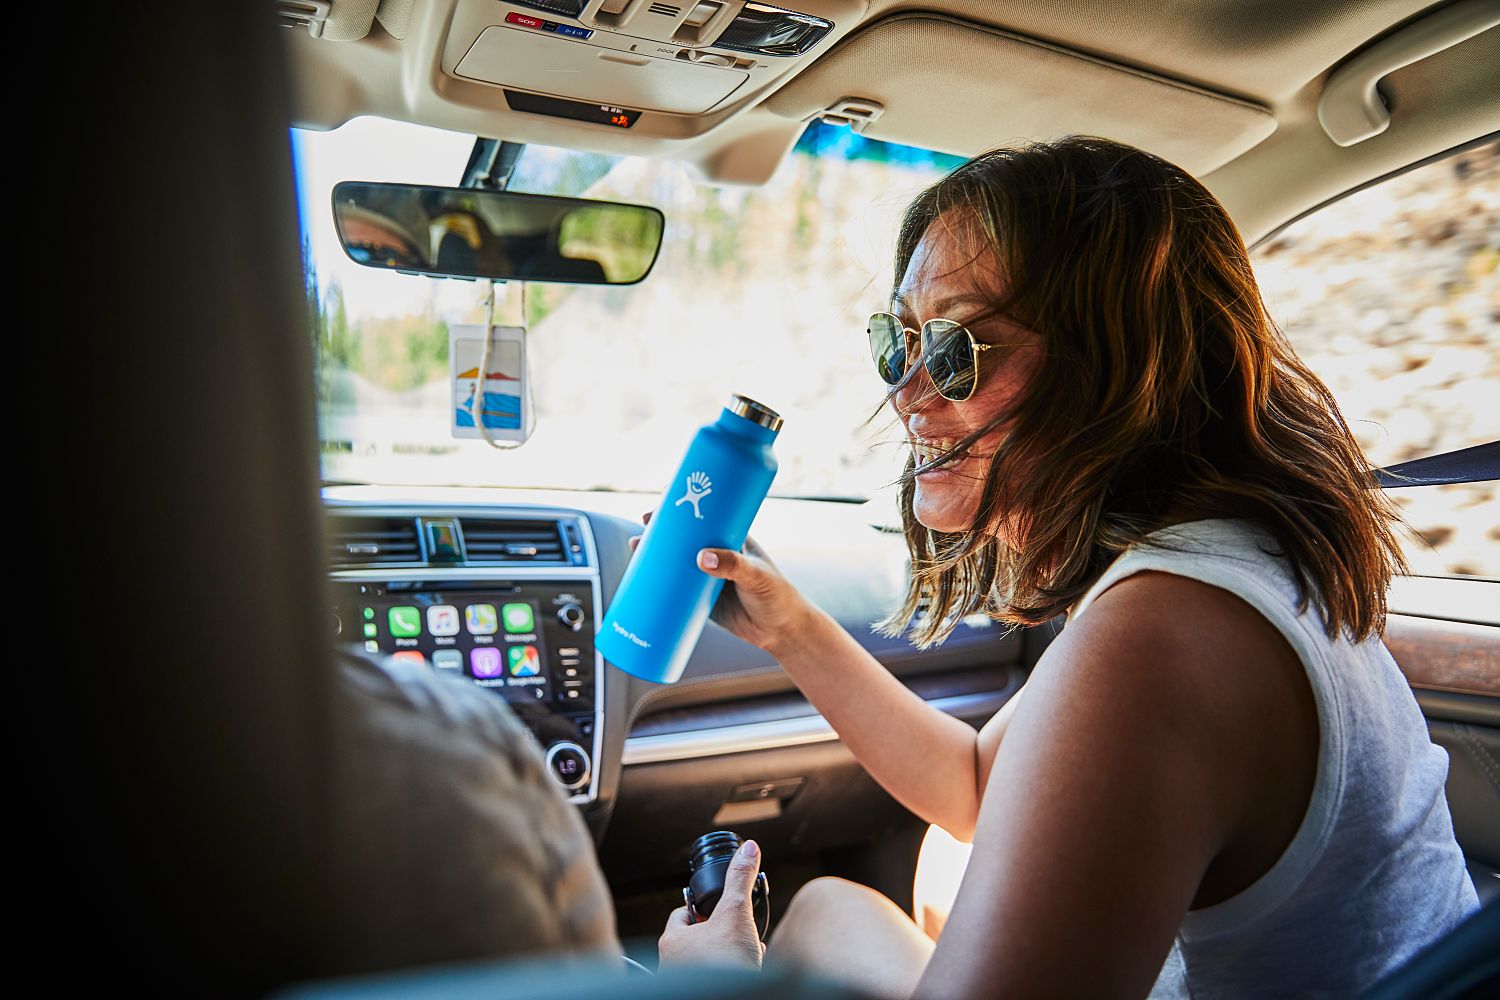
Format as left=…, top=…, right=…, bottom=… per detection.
left=318, top=650, right=620, bottom=974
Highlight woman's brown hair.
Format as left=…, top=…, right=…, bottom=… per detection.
left=880, top=136, right=1406, bottom=647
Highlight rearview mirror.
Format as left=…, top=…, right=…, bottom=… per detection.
left=331, top=182, right=665, bottom=285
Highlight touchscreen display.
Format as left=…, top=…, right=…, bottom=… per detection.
left=359, top=591, right=553, bottom=703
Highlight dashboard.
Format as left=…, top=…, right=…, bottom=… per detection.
left=324, top=485, right=1037, bottom=884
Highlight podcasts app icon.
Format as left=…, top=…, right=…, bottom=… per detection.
left=470, top=647, right=503, bottom=679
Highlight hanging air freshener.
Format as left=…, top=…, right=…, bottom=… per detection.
left=450, top=323, right=534, bottom=445
left=449, top=281, right=535, bottom=446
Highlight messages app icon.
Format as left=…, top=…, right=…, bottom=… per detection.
left=502, top=602, right=535, bottom=633
left=388, top=606, right=422, bottom=638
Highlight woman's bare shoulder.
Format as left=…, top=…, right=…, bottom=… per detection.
left=1048, top=569, right=1305, bottom=701
left=1029, top=569, right=1314, bottom=756
left=1026, top=569, right=1318, bottom=897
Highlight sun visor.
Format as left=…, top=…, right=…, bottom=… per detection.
left=763, top=14, right=1278, bottom=175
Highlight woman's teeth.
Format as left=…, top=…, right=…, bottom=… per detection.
left=913, top=438, right=958, bottom=465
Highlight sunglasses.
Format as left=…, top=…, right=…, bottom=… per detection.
left=866, top=312, right=1004, bottom=402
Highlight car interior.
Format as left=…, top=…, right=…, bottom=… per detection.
left=65, top=1, right=1496, bottom=996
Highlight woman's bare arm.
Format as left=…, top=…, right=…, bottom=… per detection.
left=682, top=538, right=1025, bottom=842
left=771, top=604, right=1020, bottom=842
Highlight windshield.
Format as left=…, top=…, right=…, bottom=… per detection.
left=295, top=117, right=961, bottom=498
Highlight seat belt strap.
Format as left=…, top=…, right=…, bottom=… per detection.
left=1374, top=441, right=1499, bottom=488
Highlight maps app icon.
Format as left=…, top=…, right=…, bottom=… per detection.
left=465, top=603, right=498, bottom=635
left=507, top=645, right=541, bottom=677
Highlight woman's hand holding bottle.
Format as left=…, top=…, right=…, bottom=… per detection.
left=629, top=511, right=818, bottom=659
left=629, top=512, right=990, bottom=837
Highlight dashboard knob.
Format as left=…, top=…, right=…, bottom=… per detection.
left=544, top=741, right=591, bottom=791
left=557, top=603, right=586, bottom=631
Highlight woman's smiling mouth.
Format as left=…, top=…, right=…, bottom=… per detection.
left=909, top=434, right=991, bottom=468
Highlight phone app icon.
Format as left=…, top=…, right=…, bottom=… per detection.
left=392, top=651, right=427, bottom=668
left=502, top=602, right=535, bottom=633
left=508, top=645, right=541, bottom=677
left=362, top=622, right=377, bottom=639
left=388, top=606, right=422, bottom=638
left=466, top=603, right=498, bottom=635
left=470, top=647, right=503, bottom=678
left=427, top=604, right=460, bottom=636
left=433, top=649, right=463, bottom=671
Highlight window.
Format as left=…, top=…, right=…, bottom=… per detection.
left=1254, top=141, right=1499, bottom=578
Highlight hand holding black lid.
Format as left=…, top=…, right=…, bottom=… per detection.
left=657, top=833, right=768, bottom=972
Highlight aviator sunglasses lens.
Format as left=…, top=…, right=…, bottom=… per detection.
left=867, top=312, right=908, bottom=386
left=922, top=320, right=976, bottom=400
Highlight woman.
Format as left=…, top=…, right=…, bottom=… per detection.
left=654, top=137, right=1478, bottom=998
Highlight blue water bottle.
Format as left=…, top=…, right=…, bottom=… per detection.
left=597, top=394, right=782, bottom=684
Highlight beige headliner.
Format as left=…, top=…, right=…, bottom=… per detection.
left=283, top=1, right=1500, bottom=242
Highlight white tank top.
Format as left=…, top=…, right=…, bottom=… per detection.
left=1071, top=519, right=1478, bottom=998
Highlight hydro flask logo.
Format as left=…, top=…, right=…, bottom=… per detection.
left=674, top=470, right=713, bottom=519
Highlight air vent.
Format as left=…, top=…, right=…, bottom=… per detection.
left=559, top=519, right=588, bottom=564
left=649, top=3, right=683, bottom=17
left=461, top=518, right=568, bottom=563
left=327, top=516, right=421, bottom=567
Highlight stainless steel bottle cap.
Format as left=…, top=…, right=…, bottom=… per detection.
left=729, top=394, right=783, bottom=432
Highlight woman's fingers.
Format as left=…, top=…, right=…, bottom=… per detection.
left=742, top=534, right=772, bottom=563
left=697, top=547, right=750, bottom=580
left=713, top=839, right=762, bottom=917
left=629, top=511, right=654, bottom=554
left=699, top=547, right=779, bottom=595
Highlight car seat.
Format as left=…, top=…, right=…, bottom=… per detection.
left=1361, top=899, right=1499, bottom=999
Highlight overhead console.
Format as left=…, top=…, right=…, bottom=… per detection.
left=441, top=0, right=864, bottom=133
